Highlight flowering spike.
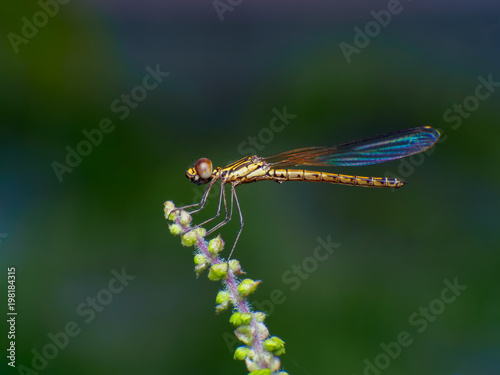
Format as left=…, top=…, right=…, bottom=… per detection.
left=165, top=200, right=287, bottom=374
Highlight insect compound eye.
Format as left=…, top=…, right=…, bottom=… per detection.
left=195, top=158, right=213, bottom=180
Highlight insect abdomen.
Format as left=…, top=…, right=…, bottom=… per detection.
left=270, top=169, right=406, bottom=188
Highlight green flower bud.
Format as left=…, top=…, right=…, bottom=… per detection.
left=254, top=312, right=266, bottom=322
left=246, top=359, right=259, bottom=372
left=270, top=357, right=282, bottom=372
left=181, top=231, right=198, bottom=247
left=230, top=312, right=252, bottom=326
left=195, top=263, right=209, bottom=277
left=238, top=279, right=260, bottom=297
left=215, top=291, right=230, bottom=305
left=228, top=259, right=243, bottom=274
left=164, top=201, right=176, bottom=221
left=196, top=227, right=206, bottom=238
left=264, top=336, right=285, bottom=356
left=208, top=235, right=224, bottom=255
left=215, top=301, right=229, bottom=313
left=179, top=210, right=192, bottom=225
left=194, top=254, right=209, bottom=276
left=208, top=263, right=228, bottom=281
left=234, top=325, right=252, bottom=345
left=215, top=290, right=231, bottom=311
left=233, top=346, right=250, bottom=361
left=168, top=223, right=182, bottom=236
left=241, top=313, right=252, bottom=325
left=194, top=254, right=206, bottom=265
left=229, top=312, right=242, bottom=326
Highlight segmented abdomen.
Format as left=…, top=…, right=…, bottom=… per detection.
left=269, top=169, right=406, bottom=188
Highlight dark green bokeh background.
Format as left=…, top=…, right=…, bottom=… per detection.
left=1, top=2, right=499, bottom=374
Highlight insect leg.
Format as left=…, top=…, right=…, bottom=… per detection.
left=227, top=184, right=244, bottom=261
left=183, top=182, right=227, bottom=235
left=205, top=184, right=234, bottom=236
left=170, top=179, right=217, bottom=219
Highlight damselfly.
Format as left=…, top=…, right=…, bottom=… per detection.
left=176, top=126, right=440, bottom=258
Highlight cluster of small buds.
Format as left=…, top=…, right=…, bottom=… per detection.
left=164, top=201, right=288, bottom=375
left=230, top=310, right=287, bottom=374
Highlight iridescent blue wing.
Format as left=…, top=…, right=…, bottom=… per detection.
left=262, top=126, right=440, bottom=167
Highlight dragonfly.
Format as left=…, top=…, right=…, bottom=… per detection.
left=176, top=126, right=440, bottom=259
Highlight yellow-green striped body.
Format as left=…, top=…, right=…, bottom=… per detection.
left=218, top=156, right=405, bottom=188
left=268, top=168, right=405, bottom=188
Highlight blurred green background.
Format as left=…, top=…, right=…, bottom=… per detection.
left=1, top=1, right=499, bottom=374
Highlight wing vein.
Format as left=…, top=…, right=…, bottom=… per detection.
left=263, top=126, right=440, bottom=168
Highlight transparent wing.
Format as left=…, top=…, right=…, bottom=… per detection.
left=262, top=126, right=440, bottom=168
